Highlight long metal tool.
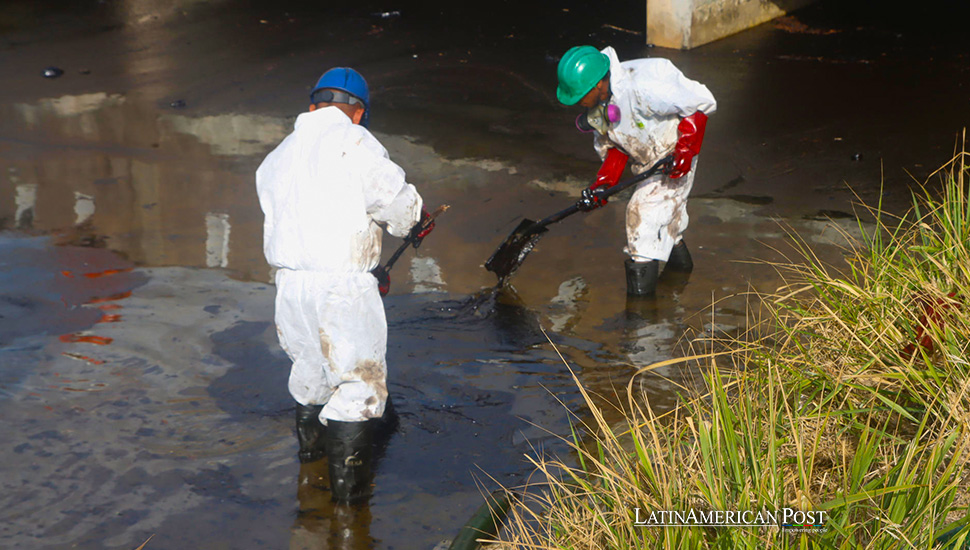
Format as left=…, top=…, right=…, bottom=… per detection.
left=372, top=204, right=449, bottom=283
left=484, top=155, right=673, bottom=285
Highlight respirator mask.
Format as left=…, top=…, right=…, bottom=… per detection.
left=576, top=102, right=620, bottom=135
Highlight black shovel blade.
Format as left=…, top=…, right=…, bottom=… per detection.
left=485, top=218, right=549, bottom=284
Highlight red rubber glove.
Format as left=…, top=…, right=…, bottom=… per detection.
left=409, top=208, right=435, bottom=248
left=668, top=111, right=708, bottom=179
left=417, top=208, right=435, bottom=238
left=371, top=267, right=390, bottom=297
left=585, top=148, right=629, bottom=208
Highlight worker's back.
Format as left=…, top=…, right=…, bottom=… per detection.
left=257, top=106, right=408, bottom=274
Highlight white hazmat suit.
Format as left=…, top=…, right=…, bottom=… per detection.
left=592, top=47, right=716, bottom=262
left=256, top=107, right=422, bottom=423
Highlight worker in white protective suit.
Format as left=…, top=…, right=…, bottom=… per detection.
left=256, top=67, right=433, bottom=504
left=556, top=45, right=716, bottom=296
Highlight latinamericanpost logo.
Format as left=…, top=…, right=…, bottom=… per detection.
left=633, top=508, right=828, bottom=533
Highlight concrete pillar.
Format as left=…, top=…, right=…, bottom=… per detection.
left=647, top=0, right=817, bottom=49
left=205, top=212, right=231, bottom=269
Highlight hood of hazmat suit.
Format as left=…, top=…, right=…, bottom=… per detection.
left=256, top=106, right=422, bottom=423
left=592, top=46, right=716, bottom=171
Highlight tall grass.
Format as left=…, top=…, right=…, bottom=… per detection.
left=493, top=151, right=970, bottom=549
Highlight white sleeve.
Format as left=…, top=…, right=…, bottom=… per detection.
left=593, top=133, right=614, bottom=161
left=354, top=131, right=423, bottom=238
left=373, top=183, right=423, bottom=238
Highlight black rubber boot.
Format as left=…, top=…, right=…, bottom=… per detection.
left=625, top=259, right=660, bottom=296
left=326, top=420, right=375, bottom=504
left=296, top=404, right=327, bottom=464
left=665, top=239, right=694, bottom=273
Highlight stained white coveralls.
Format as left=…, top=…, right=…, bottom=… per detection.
left=593, top=47, right=716, bottom=262
left=256, top=107, right=422, bottom=423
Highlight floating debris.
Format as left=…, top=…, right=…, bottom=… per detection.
left=777, top=54, right=870, bottom=65
left=774, top=15, right=840, bottom=35
left=42, top=66, right=64, bottom=78
left=170, top=99, right=186, bottom=108
left=61, top=352, right=105, bottom=365
left=59, top=333, right=114, bottom=345
left=602, top=24, right=642, bottom=36
left=851, top=153, right=863, bottom=161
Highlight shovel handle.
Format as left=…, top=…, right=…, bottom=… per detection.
left=381, top=204, right=450, bottom=274
left=416, top=204, right=450, bottom=228
left=532, top=155, right=674, bottom=230
left=596, top=155, right=674, bottom=201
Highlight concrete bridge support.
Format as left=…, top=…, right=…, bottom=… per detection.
left=647, top=0, right=817, bottom=49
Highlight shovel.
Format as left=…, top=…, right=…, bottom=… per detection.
left=484, top=155, right=673, bottom=285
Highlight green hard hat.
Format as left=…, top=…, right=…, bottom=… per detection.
left=556, top=46, right=610, bottom=106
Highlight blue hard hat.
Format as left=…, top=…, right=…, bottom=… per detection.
left=310, top=67, right=370, bottom=126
